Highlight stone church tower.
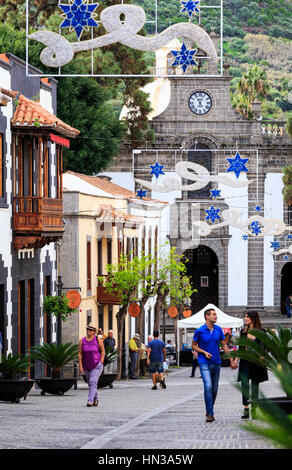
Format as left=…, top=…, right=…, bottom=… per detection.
left=106, top=36, right=292, bottom=325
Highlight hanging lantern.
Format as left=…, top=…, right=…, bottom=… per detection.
left=168, top=306, right=178, bottom=318
left=128, top=303, right=140, bottom=317
left=66, top=290, right=81, bottom=309
left=183, top=307, right=192, bottom=318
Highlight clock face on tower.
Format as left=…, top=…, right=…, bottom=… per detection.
left=188, top=91, right=212, bottom=115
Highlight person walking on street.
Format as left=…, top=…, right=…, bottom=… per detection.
left=139, top=342, right=147, bottom=377
left=285, top=295, right=292, bottom=318
left=192, top=308, right=236, bottom=422
left=147, top=330, right=166, bottom=390
left=104, top=330, right=115, bottom=352
left=232, top=310, right=268, bottom=419
left=78, top=323, right=105, bottom=407
left=128, top=333, right=140, bottom=379
left=190, top=349, right=198, bottom=377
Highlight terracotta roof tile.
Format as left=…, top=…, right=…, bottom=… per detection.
left=96, top=204, right=144, bottom=225
left=0, top=87, right=18, bottom=99
left=11, top=94, right=80, bottom=138
left=64, top=171, right=168, bottom=204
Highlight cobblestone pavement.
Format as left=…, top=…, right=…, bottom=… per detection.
left=0, top=366, right=282, bottom=449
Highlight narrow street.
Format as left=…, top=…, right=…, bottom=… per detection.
left=0, top=366, right=282, bottom=449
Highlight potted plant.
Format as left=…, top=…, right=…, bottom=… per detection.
left=228, top=326, right=292, bottom=414
left=241, top=367, right=292, bottom=448
left=43, top=295, right=76, bottom=322
left=0, top=353, right=34, bottom=403
left=98, top=345, right=118, bottom=388
left=31, top=342, right=79, bottom=395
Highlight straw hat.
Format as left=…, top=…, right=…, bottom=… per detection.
left=86, top=322, right=97, bottom=331
left=134, top=333, right=140, bottom=340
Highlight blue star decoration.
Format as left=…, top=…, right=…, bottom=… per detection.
left=270, top=240, right=280, bottom=250
left=284, top=256, right=289, bottom=260
left=59, top=0, right=99, bottom=40
left=287, top=234, right=292, bottom=240
left=249, top=221, right=262, bottom=236
left=242, top=234, right=249, bottom=241
left=136, top=188, right=147, bottom=199
left=205, top=205, right=221, bottom=224
left=180, top=0, right=200, bottom=18
left=171, top=42, right=197, bottom=73
left=254, top=205, right=262, bottom=213
left=210, top=188, right=221, bottom=199
left=150, top=162, right=165, bottom=179
left=226, top=152, right=249, bottom=179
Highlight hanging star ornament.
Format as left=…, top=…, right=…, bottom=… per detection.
left=180, top=0, right=200, bottom=18
left=287, top=234, right=292, bottom=240
left=150, top=162, right=165, bottom=179
left=242, top=235, right=248, bottom=240
left=205, top=205, right=221, bottom=224
left=136, top=188, right=147, bottom=199
left=250, top=221, right=262, bottom=236
left=171, top=42, right=197, bottom=73
left=210, top=188, right=221, bottom=199
left=270, top=240, right=280, bottom=250
left=59, top=0, right=99, bottom=40
left=254, top=205, right=262, bottom=213
left=226, top=151, right=249, bottom=179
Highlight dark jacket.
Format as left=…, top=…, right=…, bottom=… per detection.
left=237, top=329, right=268, bottom=383
left=104, top=337, right=115, bottom=353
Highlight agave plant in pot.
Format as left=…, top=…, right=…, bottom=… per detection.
left=0, top=353, right=34, bottom=403
left=98, top=345, right=118, bottom=388
left=31, top=342, right=79, bottom=395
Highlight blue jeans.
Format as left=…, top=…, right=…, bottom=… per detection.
left=199, top=363, right=221, bottom=416
left=286, top=305, right=291, bottom=318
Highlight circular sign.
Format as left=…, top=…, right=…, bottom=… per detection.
left=128, top=303, right=140, bottom=317
left=183, top=308, right=192, bottom=318
left=168, top=306, right=178, bottom=318
left=66, top=290, right=81, bottom=309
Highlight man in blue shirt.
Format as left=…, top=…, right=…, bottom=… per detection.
left=147, top=330, right=166, bottom=390
left=192, top=308, right=236, bottom=422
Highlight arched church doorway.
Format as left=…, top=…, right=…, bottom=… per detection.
left=184, top=246, right=218, bottom=313
left=188, top=143, right=212, bottom=199
left=281, top=262, right=292, bottom=315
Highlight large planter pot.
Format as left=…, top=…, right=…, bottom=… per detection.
left=35, top=378, right=75, bottom=395
left=97, top=373, right=117, bottom=388
left=0, top=379, right=35, bottom=403
left=249, top=397, right=292, bottom=415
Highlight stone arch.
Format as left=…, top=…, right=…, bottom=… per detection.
left=181, top=133, right=220, bottom=151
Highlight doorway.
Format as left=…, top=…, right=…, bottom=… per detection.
left=184, top=246, right=219, bottom=313
left=281, top=262, right=292, bottom=315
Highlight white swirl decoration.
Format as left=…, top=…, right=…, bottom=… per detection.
left=272, top=244, right=292, bottom=256
left=135, top=160, right=252, bottom=194
left=29, top=4, right=217, bottom=69
left=193, top=211, right=292, bottom=238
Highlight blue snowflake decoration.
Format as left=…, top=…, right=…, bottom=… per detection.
left=226, top=152, right=249, bottom=179
left=242, top=235, right=249, bottom=241
left=180, top=0, right=200, bottom=18
left=150, top=162, right=165, bottom=179
left=254, top=205, right=262, bottom=213
left=210, top=188, right=221, bottom=199
left=270, top=240, right=280, bottom=250
left=250, top=221, right=262, bottom=236
left=136, top=188, right=147, bottom=200
left=171, top=42, right=197, bottom=73
left=205, top=205, right=221, bottom=224
left=59, top=0, right=99, bottom=40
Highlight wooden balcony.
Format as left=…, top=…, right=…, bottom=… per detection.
left=96, top=275, right=121, bottom=305
left=13, top=196, right=64, bottom=250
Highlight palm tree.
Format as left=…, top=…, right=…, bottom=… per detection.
left=233, top=64, right=270, bottom=119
